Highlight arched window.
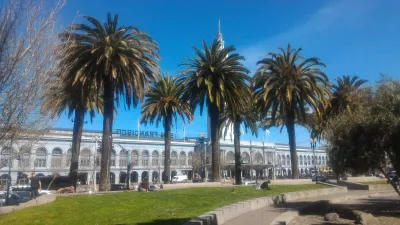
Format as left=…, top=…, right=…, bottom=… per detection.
left=254, top=152, right=263, bottom=164
left=0, top=147, right=11, bottom=167
left=318, top=156, right=321, bottom=165
left=141, top=150, right=149, bottom=166
left=322, top=156, right=325, bottom=165
left=300, top=155, right=303, bottom=166
left=19, top=146, right=31, bottom=169
left=35, top=147, right=47, bottom=167
left=308, top=156, right=311, bottom=165
left=226, top=151, right=234, bottom=164
left=80, top=149, right=91, bottom=167
left=241, top=152, right=250, bottom=164
left=152, top=151, right=159, bottom=166
left=51, top=148, right=63, bottom=168
left=286, top=155, right=290, bottom=166
left=119, top=150, right=128, bottom=167
left=281, top=155, right=285, bottom=165
left=132, top=150, right=139, bottom=166
left=66, top=149, right=72, bottom=167
left=179, top=151, right=186, bottom=166
left=171, top=151, right=178, bottom=166
left=277, top=155, right=281, bottom=165
left=111, top=150, right=116, bottom=167
left=267, top=152, right=273, bottom=164
left=188, top=152, right=193, bottom=166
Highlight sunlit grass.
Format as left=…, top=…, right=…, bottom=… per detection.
left=0, top=184, right=326, bottom=225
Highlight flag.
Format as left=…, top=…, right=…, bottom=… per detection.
left=241, top=125, right=245, bottom=135
left=265, top=129, right=270, bottom=136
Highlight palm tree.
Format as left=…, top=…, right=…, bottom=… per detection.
left=59, top=13, right=160, bottom=191
left=253, top=44, right=330, bottom=179
left=220, top=95, right=258, bottom=185
left=180, top=39, right=250, bottom=181
left=42, top=78, right=102, bottom=190
left=140, top=74, right=193, bottom=184
left=309, top=75, right=367, bottom=140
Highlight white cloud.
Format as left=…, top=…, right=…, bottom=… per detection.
left=239, top=0, right=377, bottom=71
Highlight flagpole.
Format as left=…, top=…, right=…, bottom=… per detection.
left=183, top=124, right=186, bottom=143
left=138, top=120, right=140, bottom=140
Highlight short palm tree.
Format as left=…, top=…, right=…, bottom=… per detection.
left=220, top=93, right=258, bottom=185
left=59, top=13, right=160, bottom=191
left=180, top=39, right=250, bottom=181
left=140, top=74, right=193, bottom=184
left=253, top=44, right=330, bottom=179
left=42, top=78, right=102, bottom=190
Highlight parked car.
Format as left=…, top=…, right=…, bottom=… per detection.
left=172, top=175, right=188, bottom=183
left=311, top=176, right=329, bottom=182
left=110, top=184, right=128, bottom=191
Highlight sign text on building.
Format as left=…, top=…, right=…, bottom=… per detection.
left=115, top=129, right=173, bottom=138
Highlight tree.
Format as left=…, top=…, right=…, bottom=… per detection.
left=0, top=0, right=66, bottom=169
left=140, top=75, right=193, bottom=184
left=59, top=13, right=160, bottom=191
left=253, top=44, right=330, bottom=179
left=42, top=77, right=103, bottom=190
left=220, top=96, right=258, bottom=185
left=180, top=40, right=250, bottom=181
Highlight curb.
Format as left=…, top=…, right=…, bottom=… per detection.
left=182, top=186, right=348, bottom=225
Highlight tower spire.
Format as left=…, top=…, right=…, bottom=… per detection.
left=218, top=19, right=220, bottom=34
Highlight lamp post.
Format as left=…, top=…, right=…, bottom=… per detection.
left=91, top=136, right=101, bottom=191
left=310, top=138, right=317, bottom=181
left=4, top=149, right=20, bottom=206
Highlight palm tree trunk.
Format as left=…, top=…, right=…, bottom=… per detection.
left=99, top=81, right=114, bottom=191
left=209, top=103, right=221, bottom=182
left=164, top=114, right=172, bottom=184
left=70, top=107, right=84, bottom=191
left=286, top=113, right=299, bottom=179
left=234, top=116, right=242, bottom=185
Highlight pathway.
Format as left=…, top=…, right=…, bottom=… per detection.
left=224, top=190, right=397, bottom=225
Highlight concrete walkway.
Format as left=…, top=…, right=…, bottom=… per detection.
left=0, top=194, right=56, bottom=215
left=224, top=190, right=397, bottom=225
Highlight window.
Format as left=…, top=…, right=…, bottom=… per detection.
left=241, top=152, right=250, bottom=164
left=171, top=151, right=178, bottom=166
left=308, top=156, right=311, bottom=166
left=179, top=152, right=186, bottom=166
left=286, top=155, right=290, bottom=166
left=132, top=150, right=139, bottom=166
left=226, top=151, right=234, bottom=164
left=51, top=148, right=63, bottom=168
left=66, top=149, right=72, bottom=167
left=188, top=152, right=193, bottom=166
left=80, top=149, right=91, bottom=167
left=277, top=155, right=281, bottom=165
left=19, top=146, right=31, bottom=169
left=322, top=156, right=325, bottom=165
left=318, top=156, right=321, bottom=165
left=300, top=155, right=303, bottom=166
left=35, top=147, right=47, bottom=167
left=111, top=150, right=116, bottom=167
left=254, top=152, right=263, bottom=164
left=141, top=150, right=149, bottom=166
left=281, top=155, right=285, bottom=165
left=0, top=147, right=11, bottom=167
left=152, top=151, right=159, bottom=166
left=119, top=150, right=128, bottom=167
left=96, top=149, right=101, bottom=167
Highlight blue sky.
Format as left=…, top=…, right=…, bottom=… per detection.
left=55, top=0, right=400, bottom=146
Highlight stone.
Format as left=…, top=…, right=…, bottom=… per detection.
left=353, top=210, right=379, bottom=225
left=324, top=212, right=339, bottom=222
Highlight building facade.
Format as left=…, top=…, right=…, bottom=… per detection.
left=0, top=128, right=327, bottom=186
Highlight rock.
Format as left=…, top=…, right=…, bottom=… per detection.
left=353, top=210, right=379, bottom=225
left=324, top=212, right=339, bottom=222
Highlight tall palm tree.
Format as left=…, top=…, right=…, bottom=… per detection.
left=59, top=13, right=160, bottom=191
left=253, top=44, right=330, bottom=179
left=220, top=95, right=258, bottom=185
left=42, top=78, right=102, bottom=190
left=180, top=39, right=250, bottom=181
left=309, top=75, right=367, bottom=140
left=140, top=74, right=193, bottom=184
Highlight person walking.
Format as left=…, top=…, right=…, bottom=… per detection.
left=29, top=173, right=41, bottom=201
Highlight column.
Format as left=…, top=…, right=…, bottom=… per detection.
left=115, top=152, right=120, bottom=169
left=114, top=172, right=120, bottom=184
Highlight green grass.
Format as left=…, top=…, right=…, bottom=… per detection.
left=0, top=184, right=325, bottom=225
left=359, top=180, right=388, bottom=185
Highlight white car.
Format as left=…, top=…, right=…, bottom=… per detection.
left=172, top=175, right=188, bottom=183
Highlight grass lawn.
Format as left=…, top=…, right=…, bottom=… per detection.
left=359, top=180, right=389, bottom=185
left=0, top=184, right=325, bottom=225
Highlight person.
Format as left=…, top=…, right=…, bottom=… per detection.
left=29, top=173, right=41, bottom=200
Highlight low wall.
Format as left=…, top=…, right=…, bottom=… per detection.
left=270, top=179, right=313, bottom=185
left=346, top=176, right=380, bottom=182
left=182, top=186, right=348, bottom=225
left=337, top=181, right=392, bottom=191
left=163, top=182, right=232, bottom=190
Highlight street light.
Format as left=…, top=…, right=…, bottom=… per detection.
left=310, top=138, right=317, bottom=181
left=91, top=136, right=101, bottom=191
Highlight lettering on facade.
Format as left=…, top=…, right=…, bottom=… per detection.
left=115, top=129, right=173, bottom=138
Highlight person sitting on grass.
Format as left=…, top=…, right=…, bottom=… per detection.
left=260, top=180, right=271, bottom=190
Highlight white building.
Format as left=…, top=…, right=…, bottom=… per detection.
left=0, top=128, right=327, bottom=185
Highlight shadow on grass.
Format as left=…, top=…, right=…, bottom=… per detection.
left=135, top=218, right=191, bottom=225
